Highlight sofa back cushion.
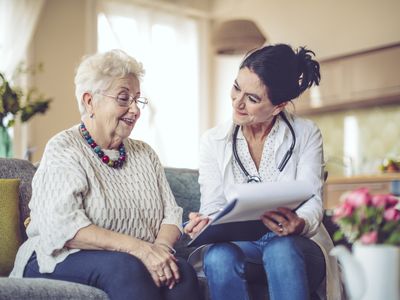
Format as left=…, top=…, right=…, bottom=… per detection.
left=0, top=158, right=36, bottom=241
left=0, top=178, right=22, bottom=275
left=164, top=167, right=200, bottom=259
left=164, top=167, right=200, bottom=222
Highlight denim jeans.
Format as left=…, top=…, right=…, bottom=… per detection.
left=203, top=232, right=325, bottom=300
left=24, top=250, right=201, bottom=300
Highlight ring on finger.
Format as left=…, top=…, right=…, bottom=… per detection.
left=278, top=223, right=284, bottom=232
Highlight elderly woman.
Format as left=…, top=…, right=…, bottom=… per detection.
left=10, top=49, right=200, bottom=300
left=184, top=44, right=343, bottom=300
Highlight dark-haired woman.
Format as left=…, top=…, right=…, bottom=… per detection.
left=184, top=44, right=343, bottom=300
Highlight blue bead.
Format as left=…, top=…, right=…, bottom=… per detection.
left=94, top=146, right=101, bottom=153
left=87, top=138, right=93, bottom=144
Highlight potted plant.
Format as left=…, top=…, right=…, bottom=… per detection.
left=330, top=188, right=400, bottom=300
left=0, top=69, right=51, bottom=157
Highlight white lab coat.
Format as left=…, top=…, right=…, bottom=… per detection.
left=196, top=112, right=344, bottom=300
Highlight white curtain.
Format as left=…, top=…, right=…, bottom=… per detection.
left=97, top=0, right=202, bottom=168
left=0, top=0, right=45, bottom=78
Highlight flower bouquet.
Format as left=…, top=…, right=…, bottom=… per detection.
left=333, top=188, right=400, bottom=246
left=0, top=71, right=51, bottom=129
left=0, top=67, right=52, bottom=157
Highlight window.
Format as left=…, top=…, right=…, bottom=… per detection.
left=97, top=1, right=201, bottom=168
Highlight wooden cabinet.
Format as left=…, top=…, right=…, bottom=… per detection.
left=294, top=44, right=400, bottom=115
left=323, top=174, right=400, bottom=210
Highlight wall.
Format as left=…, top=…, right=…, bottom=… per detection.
left=27, top=0, right=96, bottom=162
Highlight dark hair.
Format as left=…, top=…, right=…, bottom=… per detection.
left=239, top=44, right=320, bottom=105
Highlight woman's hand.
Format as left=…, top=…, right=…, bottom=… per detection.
left=131, top=241, right=179, bottom=289
left=183, top=212, right=210, bottom=239
left=261, top=207, right=305, bottom=236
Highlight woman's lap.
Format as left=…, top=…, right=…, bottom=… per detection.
left=24, top=250, right=200, bottom=300
left=204, top=233, right=325, bottom=293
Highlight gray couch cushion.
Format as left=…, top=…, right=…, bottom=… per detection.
left=164, top=167, right=200, bottom=222
left=164, top=167, right=200, bottom=260
left=0, top=158, right=36, bottom=241
left=0, top=278, right=108, bottom=300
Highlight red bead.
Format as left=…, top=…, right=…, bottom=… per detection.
left=120, top=155, right=126, bottom=162
left=90, top=142, right=97, bottom=148
left=102, top=156, right=110, bottom=163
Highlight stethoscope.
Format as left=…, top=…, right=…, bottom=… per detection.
left=232, top=112, right=296, bottom=183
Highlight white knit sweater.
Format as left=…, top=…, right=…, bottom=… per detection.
left=10, top=125, right=182, bottom=277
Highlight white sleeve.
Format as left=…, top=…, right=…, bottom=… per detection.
left=198, top=131, right=227, bottom=215
left=294, top=123, right=324, bottom=238
left=28, top=136, right=92, bottom=257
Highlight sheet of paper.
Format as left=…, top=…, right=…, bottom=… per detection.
left=212, top=180, right=313, bottom=225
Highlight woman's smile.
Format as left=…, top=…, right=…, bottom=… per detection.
left=120, top=116, right=136, bottom=126
left=235, top=110, right=248, bottom=117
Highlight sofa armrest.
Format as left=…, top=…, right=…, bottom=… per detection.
left=0, top=278, right=108, bottom=300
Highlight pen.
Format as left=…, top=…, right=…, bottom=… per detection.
left=182, top=208, right=223, bottom=227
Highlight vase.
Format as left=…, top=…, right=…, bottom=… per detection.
left=331, top=243, right=400, bottom=300
left=0, top=126, right=12, bottom=157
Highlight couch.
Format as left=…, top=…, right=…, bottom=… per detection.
left=0, top=158, right=344, bottom=300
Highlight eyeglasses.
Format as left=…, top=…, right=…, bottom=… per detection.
left=99, top=92, right=148, bottom=109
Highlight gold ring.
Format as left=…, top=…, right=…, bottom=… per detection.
left=158, top=274, right=165, bottom=278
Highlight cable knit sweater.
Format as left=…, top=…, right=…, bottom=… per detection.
left=10, top=125, right=182, bottom=277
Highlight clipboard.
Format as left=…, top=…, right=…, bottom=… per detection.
left=187, top=181, right=314, bottom=247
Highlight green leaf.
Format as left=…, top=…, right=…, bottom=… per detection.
left=384, top=231, right=400, bottom=246
left=7, top=119, right=15, bottom=127
left=20, top=98, right=51, bottom=122
left=333, top=230, right=344, bottom=241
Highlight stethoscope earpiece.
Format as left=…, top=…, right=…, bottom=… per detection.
left=232, top=112, right=296, bottom=183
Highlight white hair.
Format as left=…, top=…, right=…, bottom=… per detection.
left=74, top=49, right=145, bottom=116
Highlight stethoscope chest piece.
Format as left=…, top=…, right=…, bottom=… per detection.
left=246, top=175, right=262, bottom=183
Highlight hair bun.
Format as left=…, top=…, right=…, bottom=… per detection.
left=296, top=47, right=321, bottom=93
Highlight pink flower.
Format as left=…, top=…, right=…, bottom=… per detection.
left=333, top=202, right=354, bottom=221
left=384, top=207, right=400, bottom=221
left=360, top=231, right=378, bottom=245
left=371, top=194, right=399, bottom=208
left=344, top=188, right=372, bottom=208
left=333, top=188, right=399, bottom=246
left=385, top=195, right=399, bottom=208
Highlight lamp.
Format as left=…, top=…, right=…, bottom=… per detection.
left=212, top=19, right=267, bottom=55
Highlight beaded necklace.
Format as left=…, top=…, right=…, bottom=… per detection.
left=79, top=123, right=126, bottom=168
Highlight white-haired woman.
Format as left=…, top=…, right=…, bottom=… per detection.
left=10, top=50, right=200, bottom=300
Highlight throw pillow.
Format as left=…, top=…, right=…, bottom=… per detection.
left=0, top=178, right=22, bottom=276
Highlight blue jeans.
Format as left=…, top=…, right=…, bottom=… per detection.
left=203, top=232, right=325, bottom=300
left=24, top=250, right=200, bottom=300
